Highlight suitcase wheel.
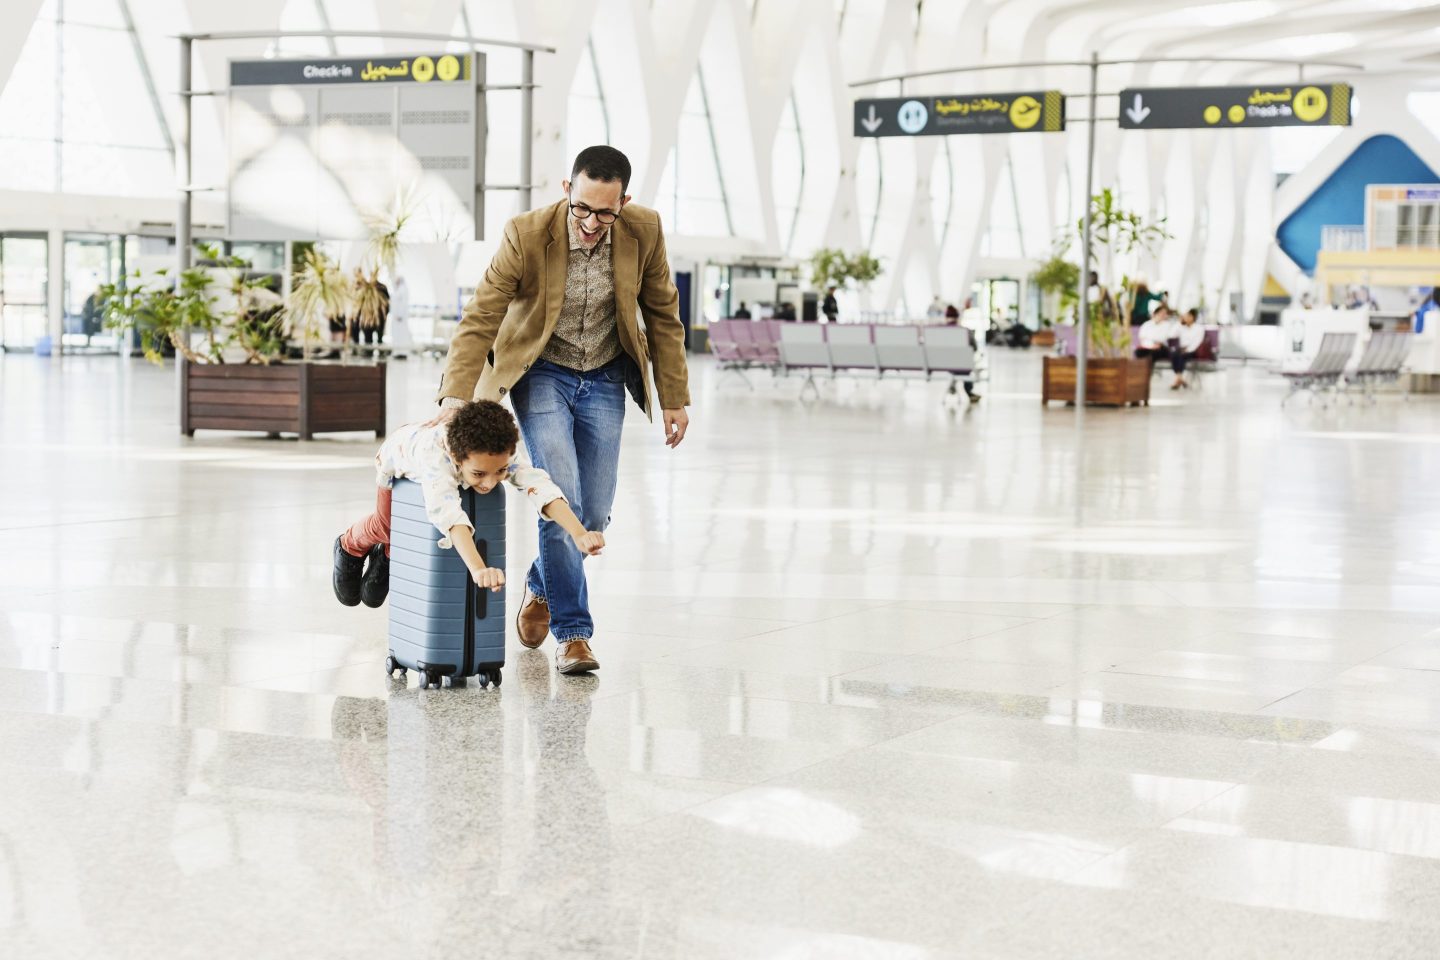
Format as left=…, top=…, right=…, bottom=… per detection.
left=474, top=668, right=502, bottom=689
left=384, top=655, right=406, bottom=680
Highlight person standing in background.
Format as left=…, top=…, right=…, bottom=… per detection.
left=822, top=287, right=838, bottom=324
left=1127, top=281, right=1166, bottom=326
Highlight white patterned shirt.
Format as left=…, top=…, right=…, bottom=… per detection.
left=540, top=217, right=621, bottom=371
left=375, top=421, right=567, bottom=548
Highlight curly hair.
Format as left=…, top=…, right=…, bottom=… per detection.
left=446, top=400, right=519, bottom=459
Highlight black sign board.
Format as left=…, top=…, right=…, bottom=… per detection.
left=230, top=53, right=474, bottom=86
left=1118, top=83, right=1352, bottom=130
left=853, top=91, right=1064, bottom=137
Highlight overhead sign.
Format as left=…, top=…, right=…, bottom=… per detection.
left=227, top=52, right=483, bottom=242
left=230, top=53, right=473, bottom=86
left=1118, top=83, right=1352, bottom=130
left=854, top=91, right=1064, bottom=137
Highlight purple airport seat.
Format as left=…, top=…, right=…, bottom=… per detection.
left=708, top=320, right=745, bottom=365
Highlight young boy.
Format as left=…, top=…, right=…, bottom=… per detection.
left=334, top=401, right=605, bottom=665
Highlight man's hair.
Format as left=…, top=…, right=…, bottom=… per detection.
left=1154, top=304, right=1171, bottom=317
left=571, top=145, right=632, bottom=194
left=447, top=400, right=519, bottom=458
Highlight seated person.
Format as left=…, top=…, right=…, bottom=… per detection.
left=733, top=301, right=752, bottom=320
left=1134, top=304, right=1178, bottom=360
left=1168, top=309, right=1206, bottom=390
left=774, top=301, right=797, bottom=321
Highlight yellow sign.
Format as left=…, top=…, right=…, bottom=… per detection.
left=1010, top=95, right=1041, bottom=130
left=437, top=54, right=461, bottom=82
left=1228, top=104, right=1246, bottom=124
left=412, top=55, right=435, bottom=83
left=1204, top=105, right=1221, bottom=125
left=1294, top=86, right=1328, bottom=123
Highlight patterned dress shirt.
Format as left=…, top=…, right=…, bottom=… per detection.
left=540, top=217, right=622, bottom=371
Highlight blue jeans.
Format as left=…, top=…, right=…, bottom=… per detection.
left=508, top=358, right=627, bottom=642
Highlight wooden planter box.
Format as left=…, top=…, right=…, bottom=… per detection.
left=1042, top=356, right=1151, bottom=407
left=181, top=360, right=387, bottom=439
left=1032, top=329, right=1057, bottom=348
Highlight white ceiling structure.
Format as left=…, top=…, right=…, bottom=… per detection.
left=1, top=0, right=1438, bottom=317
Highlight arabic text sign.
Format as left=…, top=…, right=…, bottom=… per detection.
left=854, top=91, right=1064, bottom=137
left=1118, top=83, right=1352, bottom=130
left=230, top=53, right=473, bottom=86
left=227, top=53, right=482, bottom=241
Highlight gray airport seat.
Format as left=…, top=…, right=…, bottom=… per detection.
left=1281, top=332, right=1357, bottom=406
left=875, top=326, right=927, bottom=372
left=921, top=326, right=975, bottom=376
left=826, top=324, right=879, bottom=371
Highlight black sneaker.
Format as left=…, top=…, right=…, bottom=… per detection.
left=361, top=545, right=389, bottom=608
left=333, top=536, right=365, bottom=606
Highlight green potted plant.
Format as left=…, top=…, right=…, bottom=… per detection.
left=1042, top=190, right=1170, bottom=407
left=100, top=244, right=386, bottom=440
left=1031, top=252, right=1079, bottom=348
left=809, top=248, right=883, bottom=312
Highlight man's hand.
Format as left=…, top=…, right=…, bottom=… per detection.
left=572, top=531, right=606, bottom=556
left=471, top=566, right=505, bottom=593
left=662, top=408, right=689, bottom=449
left=422, top=400, right=463, bottom=429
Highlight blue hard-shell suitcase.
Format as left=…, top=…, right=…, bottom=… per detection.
left=384, top=478, right=506, bottom=689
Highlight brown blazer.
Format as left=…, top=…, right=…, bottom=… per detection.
left=438, top=199, right=691, bottom=419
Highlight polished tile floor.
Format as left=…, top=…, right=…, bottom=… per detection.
left=4, top=350, right=1440, bottom=958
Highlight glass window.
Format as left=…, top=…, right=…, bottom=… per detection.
left=1, top=234, right=51, bottom=351
left=653, top=66, right=731, bottom=235
left=773, top=95, right=804, bottom=254
left=566, top=40, right=610, bottom=171
left=0, top=2, right=170, bottom=197
left=62, top=233, right=127, bottom=352
left=931, top=140, right=953, bottom=249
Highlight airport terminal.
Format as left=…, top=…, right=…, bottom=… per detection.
left=4, top=1, right=1440, bottom=957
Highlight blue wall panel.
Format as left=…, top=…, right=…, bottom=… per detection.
left=1276, top=134, right=1440, bottom=275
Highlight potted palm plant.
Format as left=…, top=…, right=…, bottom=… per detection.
left=101, top=244, right=387, bottom=440
left=1031, top=252, right=1078, bottom=348
left=1042, top=190, right=1170, bottom=407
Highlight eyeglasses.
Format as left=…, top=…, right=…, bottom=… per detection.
left=568, top=202, right=620, bottom=225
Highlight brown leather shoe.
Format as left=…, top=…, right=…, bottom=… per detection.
left=555, top=639, right=599, bottom=675
left=517, top=589, right=550, bottom=649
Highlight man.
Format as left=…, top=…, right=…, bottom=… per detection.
left=431, top=146, right=691, bottom=675
left=821, top=287, right=838, bottom=323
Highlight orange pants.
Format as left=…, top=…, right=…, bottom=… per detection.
left=341, top=486, right=392, bottom=558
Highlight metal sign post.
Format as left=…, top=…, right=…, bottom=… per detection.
left=1077, top=52, right=1098, bottom=409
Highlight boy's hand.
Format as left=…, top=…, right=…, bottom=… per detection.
left=472, top=566, right=505, bottom=592
left=572, top=531, right=605, bottom=556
